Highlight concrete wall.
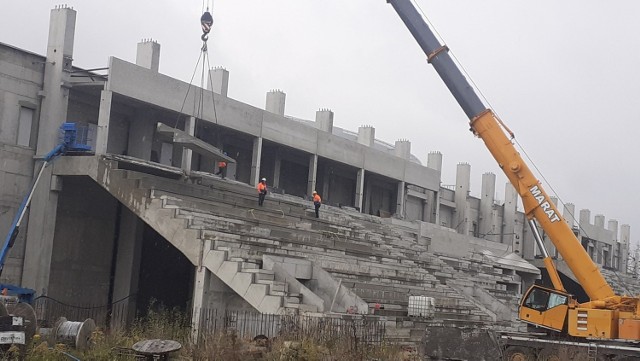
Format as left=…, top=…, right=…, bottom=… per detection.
left=0, top=44, right=45, bottom=284
left=49, top=177, right=117, bottom=304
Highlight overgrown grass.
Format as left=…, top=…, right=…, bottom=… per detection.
left=0, top=306, right=414, bottom=361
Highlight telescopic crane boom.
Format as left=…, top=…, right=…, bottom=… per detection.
left=387, top=0, right=640, bottom=343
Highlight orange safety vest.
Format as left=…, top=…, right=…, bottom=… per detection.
left=257, top=182, right=267, bottom=193
left=313, top=194, right=321, bottom=203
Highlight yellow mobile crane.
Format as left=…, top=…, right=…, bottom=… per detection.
left=387, top=0, right=640, bottom=359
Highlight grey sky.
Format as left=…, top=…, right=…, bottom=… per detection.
left=3, top=1, right=639, bottom=246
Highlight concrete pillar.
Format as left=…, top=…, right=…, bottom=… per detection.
left=564, top=203, right=576, bottom=227
left=479, top=172, right=496, bottom=240
left=422, top=199, right=430, bottom=222
left=594, top=214, right=605, bottom=229
left=95, top=90, right=113, bottom=154
left=427, top=151, right=443, bottom=172
left=23, top=6, right=76, bottom=294
left=191, top=239, right=211, bottom=341
left=355, top=169, right=365, bottom=211
left=396, top=181, right=406, bottom=218
left=208, top=67, right=229, bottom=96
left=136, top=39, right=160, bottom=72
left=127, top=115, right=155, bottom=161
left=394, top=139, right=411, bottom=160
left=608, top=219, right=619, bottom=240
left=579, top=209, right=591, bottom=226
left=454, top=163, right=471, bottom=235
left=315, top=109, right=333, bottom=133
left=307, top=154, right=318, bottom=197
left=266, top=90, right=286, bottom=116
left=357, top=125, right=375, bottom=147
left=621, top=224, right=631, bottom=273
left=35, top=5, right=76, bottom=154
left=273, top=149, right=281, bottom=188
left=503, top=182, right=517, bottom=245
left=181, top=116, right=196, bottom=172
left=250, top=137, right=263, bottom=186
left=111, top=207, right=144, bottom=329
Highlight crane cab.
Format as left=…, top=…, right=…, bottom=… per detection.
left=519, top=285, right=570, bottom=332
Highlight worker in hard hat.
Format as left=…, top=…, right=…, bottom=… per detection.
left=216, top=152, right=228, bottom=179
left=312, top=191, right=322, bottom=218
left=257, top=178, right=268, bottom=206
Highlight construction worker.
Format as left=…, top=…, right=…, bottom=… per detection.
left=215, top=152, right=227, bottom=179
left=257, top=178, right=267, bottom=206
left=312, top=190, right=322, bottom=218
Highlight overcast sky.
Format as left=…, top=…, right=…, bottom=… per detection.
left=3, top=0, right=640, bottom=246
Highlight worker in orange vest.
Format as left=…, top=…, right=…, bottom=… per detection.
left=312, top=190, right=322, bottom=218
left=257, top=178, right=267, bottom=206
left=215, top=152, right=228, bottom=179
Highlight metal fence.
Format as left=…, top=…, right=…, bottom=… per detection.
left=32, top=296, right=130, bottom=328
left=198, top=308, right=386, bottom=347
left=31, top=298, right=386, bottom=348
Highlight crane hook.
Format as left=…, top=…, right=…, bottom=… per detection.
left=201, top=10, right=213, bottom=42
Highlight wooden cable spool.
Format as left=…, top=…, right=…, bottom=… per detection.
left=53, top=317, right=96, bottom=350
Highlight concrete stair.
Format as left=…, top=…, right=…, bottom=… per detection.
left=202, top=248, right=308, bottom=314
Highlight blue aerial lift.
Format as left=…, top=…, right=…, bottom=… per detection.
left=0, top=122, right=92, bottom=303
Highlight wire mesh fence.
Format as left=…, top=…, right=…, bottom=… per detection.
left=198, top=308, right=386, bottom=347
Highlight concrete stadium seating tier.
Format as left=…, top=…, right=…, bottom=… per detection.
left=57, top=155, right=527, bottom=334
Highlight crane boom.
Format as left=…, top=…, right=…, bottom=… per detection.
left=386, top=0, right=614, bottom=301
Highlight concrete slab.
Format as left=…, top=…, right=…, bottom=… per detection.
left=156, top=123, right=235, bottom=163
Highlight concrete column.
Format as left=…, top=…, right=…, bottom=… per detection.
left=191, top=239, right=211, bottom=341
left=250, top=137, right=263, bottom=186
left=364, top=179, right=372, bottom=214
left=608, top=219, right=619, bottom=241
left=621, top=224, right=631, bottom=273
left=396, top=181, right=406, bottom=218
left=127, top=115, right=155, bottom=161
left=273, top=149, right=281, bottom=188
left=394, top=139, right=411, bottom=160
left=422, top=199, right=430, bottom=222
left=503, top=182, right=517, bottom=246
left=23, top=6, right=76, bottom=294
left=136, top=39, right=160, bottom=72
left=479, top=172, right=496, bottom=240
left=111, top=207, right=144, bottom=329
left=35, top=6, right=76, bottom=154
left=266, top=90, right=286, bottom=116
left=307, top=154, right=318, bottom=197
left=454, top=163, right=471, bottom=235
left=355, top=169, right=365, bottom=211
left=595, top=214, right=605, bottom=229
left=181, top=116, right=196, bottom=172
left=357, top=126, right=375, bottom=147
left=208, top=67, right=229, bottom=96
left=563, top=203, right=576, bottom=227
left=95, top=90, right=113, bottom=154
left=321, top=166, right=330, bottom=202
left=427, top=151, right=443, bottom=171
left=579, top=209, right=591, bottom=239
left=315, top=109, right=333, bottom=133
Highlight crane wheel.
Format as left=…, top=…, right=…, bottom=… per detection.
left=503, top=346, right=535, bottom=361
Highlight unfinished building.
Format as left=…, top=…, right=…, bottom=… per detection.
left=0, top=6, right=635, bottom=339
